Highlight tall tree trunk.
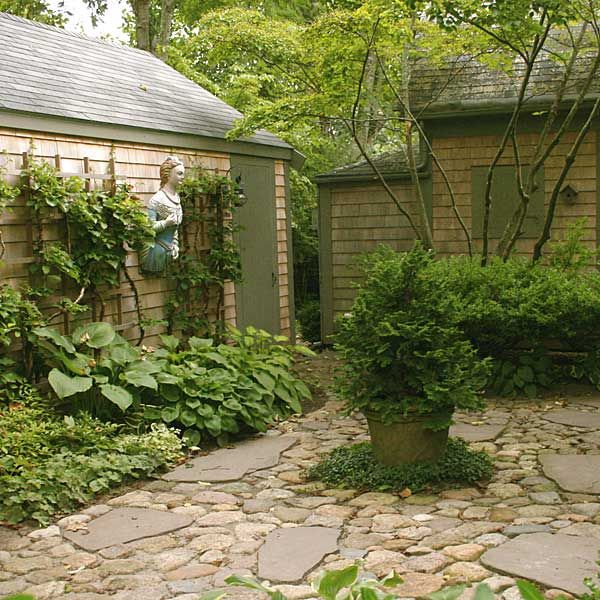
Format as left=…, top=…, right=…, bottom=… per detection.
left=157, top=0, right=177, bottom=57
left=131, top=0, right=151, bottom=51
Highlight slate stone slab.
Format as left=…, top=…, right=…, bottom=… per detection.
left=540, top=454, right=600, bottom=493
left=542, top=409, right=600, bottom=428
left=258, top=527, right=340, bottom=582
left=450, top=423, right=505, bottom=442
left=481, top=533, right=600, bottom=595
left=164, top=435, right=298, bottom=483
left=62, top=507, right=193, bottom=551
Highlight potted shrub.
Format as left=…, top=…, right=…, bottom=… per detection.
left=335, top=244, right=490, bottom=466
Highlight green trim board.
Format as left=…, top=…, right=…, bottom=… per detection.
left=230, top=154, right=280, bottom=334
left=283, top=162, right=296, bottom=341
left=0, top=109, right=304, bottom=167
left=318, top=185, right=334, bottom=342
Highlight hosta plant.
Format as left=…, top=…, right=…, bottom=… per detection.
left=34, top=321, right=160, bottom=419
left=143, top=325, right=314, bottom=446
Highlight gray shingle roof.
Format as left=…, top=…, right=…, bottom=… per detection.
left=0, top=12, right=290, bottom=149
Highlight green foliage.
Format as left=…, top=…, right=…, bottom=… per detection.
left=0, top=0, right=68, bottom=26
left=33, top=321, right=159, bottom=420
left=0, top=284, right=44, bottom=351
left=0, top=400, right=182, bottom=524
left=166, top=171, right=242, bottom=338
left=296, top=298, right=321, bottom=343
left=199, top=566, right=404, bottom=600
left=143, top=325, right=314, bottom=446
left=335, top=244, right=490, bottom=424
left=489, top=352, right=553, bottom=398
left=307, top=438, right=493, bottom=493
left=548, top=218, right=598, bottom=272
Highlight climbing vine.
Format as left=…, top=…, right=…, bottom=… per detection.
left=0, top=165, right=19, bottom=261
left=166, top=170, right=243, bottom=339
left=22, top=155, right=155, bottom=342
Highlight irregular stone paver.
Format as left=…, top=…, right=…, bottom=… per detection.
left=258, top=527, right=340, bottom=582
left=481, top=533, right=600, bottom=595
left=62, top=507, right=194, bottom=551
left=164, top=434, right=297, bottom=482
left=541, top=409, right=600, bottom=428
left=450, top=423, right=506, bottom=442
left=540, top=454, right=600, bottom=493
left=8, top=353, right=600, bottom=598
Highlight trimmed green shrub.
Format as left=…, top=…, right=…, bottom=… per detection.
left=307, top=438, right=493, bottom=493
left=296, top=298, right=321, bottom=343
left=335, top=244, right=490, bottom=423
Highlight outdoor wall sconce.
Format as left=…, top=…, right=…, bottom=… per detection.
left=234, top=174, right=247, bottom=207
left=560, top=184, right=578, bottom=204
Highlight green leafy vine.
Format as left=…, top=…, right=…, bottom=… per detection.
left=166, top=170, right=243, bottom=339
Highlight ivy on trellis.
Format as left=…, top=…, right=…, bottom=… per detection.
left=13, top=149, right=154, bottom=345
left=166, top=170, right=243, bottom=340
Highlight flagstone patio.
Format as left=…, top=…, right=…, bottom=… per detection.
left=2, top=370, right=600, bottom=600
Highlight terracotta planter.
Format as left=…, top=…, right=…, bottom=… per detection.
left=365, top=410, right=452, bottom=466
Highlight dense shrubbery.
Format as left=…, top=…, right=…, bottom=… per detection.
left=308, top=438, right=493, bottom=493
left=0, top=394, right=182, bottom=524
left=335, top=245, right=490, bottom=422
left=296, top=297, right=321, bottom=343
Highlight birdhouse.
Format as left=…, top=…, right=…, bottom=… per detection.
left=560, top=184, right=578, bottom=204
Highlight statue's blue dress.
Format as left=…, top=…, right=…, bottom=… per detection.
left=140, top=189, right=183, bottom=273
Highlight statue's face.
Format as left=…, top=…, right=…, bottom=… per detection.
left=169, top=164, right=185, bottom=188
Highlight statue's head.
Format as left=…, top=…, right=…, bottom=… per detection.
left=160, top=156, right=185, bottom=188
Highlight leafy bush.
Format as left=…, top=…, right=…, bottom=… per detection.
left=143, top=325, right=314, bottom=446
left=296, top=298, right=321, bottom=343
left=0, top=400, right=182, bottom=524
left=427, top=255, right=600, bottom=357
left=307, top=438, right=493, bottom=493
left=34, top=321, right=160, bottom=419
left=488, top=352, right=554, bottom=398
left=335, top=244, right=490, bottom=424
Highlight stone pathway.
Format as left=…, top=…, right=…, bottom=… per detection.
left=2, top=389, right=600, bottom=600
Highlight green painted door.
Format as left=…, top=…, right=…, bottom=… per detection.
left=230, top=155, right=280, bottom=333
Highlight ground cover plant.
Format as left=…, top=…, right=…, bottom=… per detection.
left=307, top=438, right=493, bottom=494
left=0, top=381, right=182, bottom=524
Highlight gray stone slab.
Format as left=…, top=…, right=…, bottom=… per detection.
left=258, top=527, right=340, bottom=582
left=450, top=423, right=506, bottom=442
left=540, top=454, right=600, bottom=493
left=62, top=507, right=193, bottom=551
left=481, top=533, right=600, bottom=595
left=542, top=409, right=600, bottom=428
left=164, top=435, right=298, bottom=483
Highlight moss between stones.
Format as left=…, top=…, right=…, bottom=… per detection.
left=307, top=438, right=493, bottom=494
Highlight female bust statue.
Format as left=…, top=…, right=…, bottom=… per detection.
left=140, top=156, right=185, bottom=273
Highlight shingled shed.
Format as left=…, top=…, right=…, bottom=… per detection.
left=316, top=49, right=600, bottom=340
left=0, top=12, right=302, bottom=340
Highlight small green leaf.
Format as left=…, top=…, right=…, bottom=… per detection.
left=197, top=592, right=227, bottom=600
left=427, top=585, right=467, bottom=600
left=161, top=405, right=180, bottom=423
left=255, top=371, right=276, bottom=391
left=516, top=580, right=545, bottom=600
left=100, top=384, right=133, bottom=411
left=188, top=336, right=214, bottom=349
left=183, top=428, right=201, bottom=446
left=159, top=334, right=181, bottom=351
left=180, top=409, right=197, bottom=427
left=48, top=369, right=93, bottom=399
left=316, top=564, right=359, bottom=600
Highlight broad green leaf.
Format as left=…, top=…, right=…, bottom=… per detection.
left=381, top=571, right=404, bottom=587
left=100, top=384, right=133, bottom=411
left=206, top=352, right=229, bottom=365
left=183, top=428, right=201, bottom=446
left=358, top=588, right=379, bottom=600
left=180, top=409, right=197, bottom=427
left=427, top=584, right=467, bottom=600
left=161, top=385, right=180, bottom=402
left=224, top=574, right=285, bottom=598
left=33, top=327, right=76, bottom=353
left=157, top=372, right=181, bottom=385
left=293, top=344, right=316, bottom=356
left=188, top=336, right=213, bottom=349
left=161, top=405, right=180, bottom=423
left=517, top=365, right=534, bottom=383
left=473, top=583, right=495, bottom=600
left=122, top=370, right=158, bottom=390
left=143, top=406, right=162, bottom=420
left=108, top=344, right=139, bottom=365
left=59, top=351, right=91, bottom=376
left=255, top=371, right=276, bottom=391
left=92, top=374, right=109, bottom=384
left=125, top=359, right=161, bottom=374
left=275, top=383, right=301, bottom=412
left=159, top=334, right=180, bottom=351
left=48, top=369, right=93, bottom=399
left=72, top=322, right=115, bottom=348
left=516, top=581, right=545, bottom=600
left=316, top=564, right=359, bottom=600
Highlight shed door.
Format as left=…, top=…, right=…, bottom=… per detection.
left=230, top=155, right=280, bottom=334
